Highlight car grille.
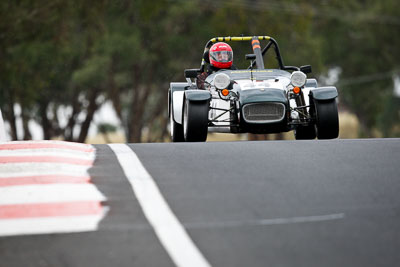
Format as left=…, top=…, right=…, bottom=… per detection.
left=242, top=103, right=285, bottom=123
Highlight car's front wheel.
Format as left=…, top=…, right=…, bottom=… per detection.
left=170, top=110, right=184, bottom=142
left=314, top=99, right=339, bottom=139
left=183, top=98, right=209, bottom=142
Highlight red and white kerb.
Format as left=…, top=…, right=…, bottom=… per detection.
left=0, top=140, right=106, bottom=236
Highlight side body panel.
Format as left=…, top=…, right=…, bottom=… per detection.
left=169, top=82, right=188, bottom=125
left=298, top=78, right=319, bottom=115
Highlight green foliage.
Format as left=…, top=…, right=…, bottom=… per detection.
left=97, top=123, right=117, bottom=134
left=311, top=0, right=400, bottom=136
left=72, top=55, right=111, bottom=88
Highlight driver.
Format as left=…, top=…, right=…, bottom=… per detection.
left=196, top=42, right=234, bottom=89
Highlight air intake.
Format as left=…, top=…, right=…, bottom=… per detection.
left=242, top=103, right=285, bottom=123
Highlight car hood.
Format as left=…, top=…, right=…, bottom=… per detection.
left=206, top=69, right=291, bottom=91
left=233, top=79, right=289, bottom=91
left=207, top=69, right=291, bottom=81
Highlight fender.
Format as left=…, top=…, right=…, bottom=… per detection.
left=184, top=89, right=212, bottom=102
left=310, top=86, right=338, bottom=101
left=169, top=82, right=188, bottom=125
left=305, top=78, right=318, bottom=88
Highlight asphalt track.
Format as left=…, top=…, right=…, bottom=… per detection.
left=1, top=138, right=400, bottom=267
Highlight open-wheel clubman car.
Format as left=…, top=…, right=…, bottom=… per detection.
left=168, top=36, right=339, bottom=142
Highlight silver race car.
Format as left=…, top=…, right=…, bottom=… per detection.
left=168, top=36, right=339, bottom=142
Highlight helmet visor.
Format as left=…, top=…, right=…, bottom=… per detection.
left=210, top=51, right=233, bottom=63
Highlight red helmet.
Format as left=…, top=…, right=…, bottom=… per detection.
left=209, top=42, right=233, bottom=69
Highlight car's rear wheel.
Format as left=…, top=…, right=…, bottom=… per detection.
left=294, top=125, right=316, bottom=140
left=170, top=110, right=184, bottom=142
left=314, top=99, right=339, bottom=139
left=183, top=98, right=209, bottom=142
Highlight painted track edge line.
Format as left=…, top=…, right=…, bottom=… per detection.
left=108, top=144, right=211, bottom=267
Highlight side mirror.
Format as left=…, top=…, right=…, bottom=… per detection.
left=184, top=69, right=201, bottom=78
left=245, top=54, right=256, bottom=60
left=300, top=65, right=312, bottom=74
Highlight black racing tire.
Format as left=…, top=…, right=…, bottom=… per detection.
left=170, top=109, right=184, bottom=142
left=183, top=98, right=209, bottom=142
left=314, top=99, right=339, bottom=139
left=294, top=125, right=316, bottom=140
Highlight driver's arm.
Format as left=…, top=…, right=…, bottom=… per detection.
left=196, top=72, right=208, bottom=89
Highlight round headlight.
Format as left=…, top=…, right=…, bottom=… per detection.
left=214, top=73, right=231, bottom=89
left=290, top=71, right=307, bottom=87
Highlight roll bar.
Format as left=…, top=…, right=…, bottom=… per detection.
left=200, top=36, right=286, bottom=72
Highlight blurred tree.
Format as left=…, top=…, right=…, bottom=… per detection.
left=0, top=0, right=330, bottom=142
left=97, top=122, right=117, bottom=143
left=1, top=0, right=398, bottom=142
left=310, top=0, right=400, bottom=137
left=0, top=0, right=107, bottom=141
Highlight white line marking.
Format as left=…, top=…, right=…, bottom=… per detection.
left=0, top=211, right=108, bottom=236
left=109, top=144, right=211, bottom=267
left=0, top=163, right=90, bottom=177
left=0, top=184, right=106, bottom=205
